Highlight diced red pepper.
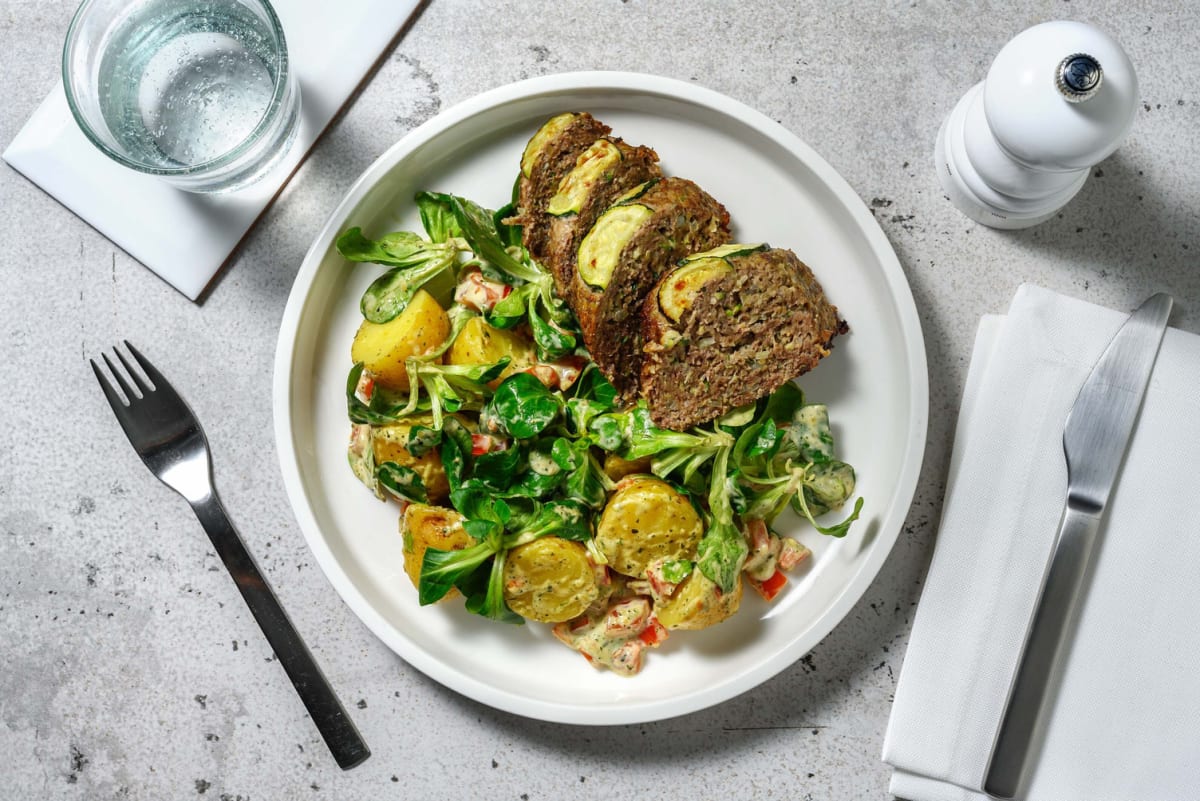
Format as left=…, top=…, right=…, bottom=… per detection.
left=520, top=355, right=589, bottom=391
left=354, top=371, right=375, bottom=403
left=521, top=364, right=560, bottom=389
left=549, top=355, right=587, bottom=391
left=611, top=640, right=643, bottom=673
left=471, top=433, right=506, bottom=456
left=778, top=538, right=811, bottom=571
left=749, top=569, right=789, bottom=602
left=604, top=598, right=650, bottom=637
left=454, top=269, right=513, bottom=313
left=637, top=617, right=669, bottom=648
left=745, top=518, right=770, bottom=551
left=646, top=570, right=677, bottom=600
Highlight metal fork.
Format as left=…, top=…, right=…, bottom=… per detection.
left=91, top=342, right=370, bottom=770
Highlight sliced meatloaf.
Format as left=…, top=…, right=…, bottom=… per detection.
left=543, top=138, right=661, bottom=297
left=640, top=245, right=847, bottom=430
left=571, top=177, right=731, bottom=396
left=514, top=112, right=612, bottom=265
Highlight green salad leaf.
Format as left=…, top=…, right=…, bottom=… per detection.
left=484, top=372, right=561, bottom=439
left=375, top=462, right=428, bottom=504
left=694, top=445, right=747, bottom=592
left=337, top=227, right=460, bottom=323
left=415, top=191, right=464, bottom=243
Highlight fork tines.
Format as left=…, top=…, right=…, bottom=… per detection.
left=91, top=341, right=158, bottom=406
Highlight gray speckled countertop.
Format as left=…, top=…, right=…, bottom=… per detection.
left=3, top=1, right=1198, bottom=798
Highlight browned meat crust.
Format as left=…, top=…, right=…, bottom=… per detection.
left=572, top=177, right=731, bottom=396
left=515, top=113, right=612, bottom=265
left=639, top=248, right=847, bottom=430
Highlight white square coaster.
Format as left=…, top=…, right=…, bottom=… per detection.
left=3, top=0, right=424, bottom=300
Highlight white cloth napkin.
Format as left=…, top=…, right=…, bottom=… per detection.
left=3, top=0, right=422, bottom=301
left=883, top=284, right=1200, bottom=801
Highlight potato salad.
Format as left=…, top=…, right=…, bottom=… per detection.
left=341, top=191, right=861, bottom=675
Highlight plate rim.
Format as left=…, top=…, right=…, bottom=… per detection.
left=272, top=70, right=929, bottom=725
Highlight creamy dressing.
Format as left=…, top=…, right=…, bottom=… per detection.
left=791, top=404, right=834, bottom=461
left=552, top=588, right=664, bottom=676
left=454, top=268, right=511, bottom=313
left=522, top=355, right=585, bottom=392
left=527, top=449, right=561, bottom=476
left=778, top=537, right=811, bottom=571
left=346, top=423, right=380, bottom=498
left=743, top=518, right=780, bottom=581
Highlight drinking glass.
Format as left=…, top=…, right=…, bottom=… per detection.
left=63, top=0, right=301, bottom=193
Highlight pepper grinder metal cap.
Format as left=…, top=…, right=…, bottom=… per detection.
left=935, top=21, right=1137, bottom=229
left=1057, top=53, right=1103, bottom=102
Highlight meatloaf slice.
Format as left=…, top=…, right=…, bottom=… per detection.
left=514, top=112, right=612, bottom=265
left=543, top=138, right=661, bottom=298
left=640, top=246, right=847, bottom=430
left=571, top=177, right=731, bottom=396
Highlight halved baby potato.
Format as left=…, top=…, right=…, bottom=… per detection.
left=351, top=289, right=450, bottom=392
left=595, top=476, right=703, bottom=578
left=401, top=503, right=472, bottom=598
left=601, top=453, right=653, bottom=483
left=503, top=537, right=600, bottom=623
left=371, top=414, right=450, bottom=502
left=446, top=316, right=536, bottom=388
left=654, top=570, right=743, bottom=630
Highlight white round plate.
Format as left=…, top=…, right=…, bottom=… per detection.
left=274, top=71, right=927, bottom=725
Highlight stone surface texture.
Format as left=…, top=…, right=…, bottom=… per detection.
left=2, top=1, right=1198, bottom=799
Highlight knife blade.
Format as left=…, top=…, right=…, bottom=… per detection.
left=983, top=292, right=1172, bottom=800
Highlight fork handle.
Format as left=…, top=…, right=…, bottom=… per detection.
left=190, top=494, right=371, bottom=770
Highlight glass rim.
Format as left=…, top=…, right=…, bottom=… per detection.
left=61, top=0, right=293, bottom=177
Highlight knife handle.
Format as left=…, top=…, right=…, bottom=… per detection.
left=984, top=505, right=1100, bottom=799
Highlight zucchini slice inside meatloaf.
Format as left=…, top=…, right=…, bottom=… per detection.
left=640, top=245, right=848, bottom=430
left=513, top=112, right=612, bottom=267
left=570, top=176, right=732, bottom=396
left=513, top=112, right=661, bottom=297
left=544, top=137, right=661, bottom=298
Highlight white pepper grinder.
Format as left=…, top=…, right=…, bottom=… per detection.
left=935, top=20, right=1137, bottom=229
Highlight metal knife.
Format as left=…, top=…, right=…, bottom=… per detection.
left=983, top=292, right=1173, bottom=800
